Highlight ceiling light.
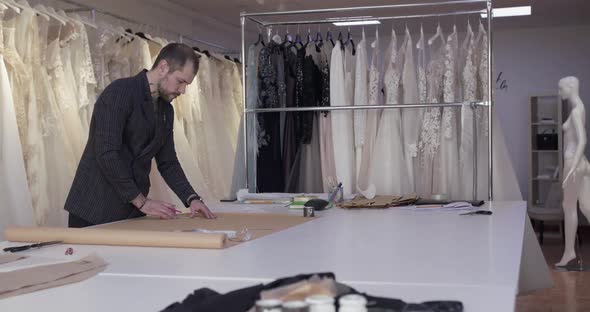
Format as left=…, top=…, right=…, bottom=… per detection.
left=481, top=6, right=531, bottom=18
left=332, top=20, right=381, bottom=26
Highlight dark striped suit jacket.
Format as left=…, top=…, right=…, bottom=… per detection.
left=65, top=70, right=197, bottom=225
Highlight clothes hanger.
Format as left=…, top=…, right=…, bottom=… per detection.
left=31, top=4, right=57, bottom=23
left=371, top=26, right=379, bottom=49
left=254, top=29, right=265, bottom=47
left=341, top=27, right=355, bottom=53
left=449, top=24, right=457, bottom=42
left=326, top=27, right=335, bottom=47
left=294, top=25, right=303, bottom=48
left=56, top=9, right=80, bottom=25
left=271, top=27, right=282, bottom=44
left=0, top=1, right=20, bottom=14
left=305, top=27, right=314, bottom=46
left=14, top=0, right=49, bottom=19
left=475, top=18, right=485, bottom=43
left=70, top=12, right=98, bottom=29
left=416, top=23, right=424, bottom=49
left=283, top=25, right=293, bottom=44
left=428, top=22, right=444, bottom=46
left=315, top=24, right=324, bottom=49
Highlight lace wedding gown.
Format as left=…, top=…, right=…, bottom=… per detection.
left=37, top=16, right=76, bottom=226
left=0, top=4, right=35, bottom=235
left=357, top=28, right=382, bottom=198
left=436, top=28, right=461, bottom=199
left=459, top=23, right=476, bottom=199
left=417, top=33, right=446, bottom=197
left=353, top=30, right=368, bottom=181
left=318, top=43, right=337, bottom=192
left=46, top=22, right=86, bottom=162
left=12, top=9, right=50, bottom=225
left=330, top=41, right=355, bottom=195
left=400, top=27, right=420, bottom=193
left=368, top=29, right=407, bottom=196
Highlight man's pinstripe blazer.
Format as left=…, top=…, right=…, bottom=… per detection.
left=65, top=70, right=197, bottom=225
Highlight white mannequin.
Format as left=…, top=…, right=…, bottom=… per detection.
left=557, top=76, right=590, bottom=267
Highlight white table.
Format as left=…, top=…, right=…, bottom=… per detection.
left=0, top=201, right=527, bottom=311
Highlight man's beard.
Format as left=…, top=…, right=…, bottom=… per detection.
left=157, top=80, right=179, bottom=102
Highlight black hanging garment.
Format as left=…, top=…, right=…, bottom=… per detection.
left=256, top=42, right=285, bottom=192
left=282, top=46, right=299, bottom=189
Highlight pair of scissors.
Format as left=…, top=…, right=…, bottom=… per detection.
left=3, top=241, right=63, bottom=253
left=460, top=210, right=493, bottom=216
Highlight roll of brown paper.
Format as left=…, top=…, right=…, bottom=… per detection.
left=4, top=226, right=226, bottom=249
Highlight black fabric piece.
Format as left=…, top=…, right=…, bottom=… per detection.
left=282, top=47, right=299, bottom=189
left=161, top=285, right=263, bottom=312
left=67, top=213, right=94, bottom=228
left=161, top=272, right=461, bottom=312
left=161, top=273, right=335, bottom=312
left=256, top=42, right=285, bottom=192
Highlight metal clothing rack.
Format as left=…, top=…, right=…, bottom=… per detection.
left=240, top=0, right=494, bottom=201
left=55, top=0, right=232, bottom=52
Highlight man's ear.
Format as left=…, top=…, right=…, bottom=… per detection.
left=157, top=60, right=170, bottom=77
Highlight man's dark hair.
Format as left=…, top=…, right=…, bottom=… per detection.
left=151, top=43, right=200, bottom=74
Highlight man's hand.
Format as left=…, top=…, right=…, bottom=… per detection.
left=140, top=199, right=179, bottom=219
left=190, top=200, right=216, bottom=219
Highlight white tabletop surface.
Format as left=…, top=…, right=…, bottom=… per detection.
left=0, top=201, right=527, bottom=311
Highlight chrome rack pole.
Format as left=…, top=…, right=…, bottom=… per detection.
left=240, top=15, right=252, bottom=192
left=487, top=0, right=494, bottom=201
left=241, top=0, right=487, bottom=17
left=245, top=101, right=487, bottom=113
left=260, top=10, right=484, bottom=27
left=472, top=103, right=478, bottom=201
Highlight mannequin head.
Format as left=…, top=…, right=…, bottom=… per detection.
left=558, top=76, right=579, bottom=101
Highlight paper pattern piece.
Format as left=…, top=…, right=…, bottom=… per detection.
left=0, top=254, right=107, bottom=299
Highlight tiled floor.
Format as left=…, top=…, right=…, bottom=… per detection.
left=516, top=231, right=590, bottom=312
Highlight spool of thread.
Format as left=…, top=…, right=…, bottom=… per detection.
left=305, top=295, right=335, bottom=312
left=282, top=300, right=309, bottom=312
left=255, top=299, right=283, bottom=312
left=338, top=294, right=368, bottom=312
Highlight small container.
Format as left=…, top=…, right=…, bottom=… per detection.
left=255, top=299, right=283, bottom=312
left=303, top=206, right=315, bottom=217
left=282, top=300, right=309, bottom=312
left=338, top=294, right=368, bottom=312
left=305, top=295, right=335, bottom=312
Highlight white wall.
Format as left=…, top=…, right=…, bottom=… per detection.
left=493, top=25, right=590, bottom=201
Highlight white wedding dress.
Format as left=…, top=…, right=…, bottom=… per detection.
left=12, top=8, right=50, bottom=225
left=46, top=21, right=86, bottom=162
left=36, top=16, right=77, bottom=226
left=357, top=28, right=382, bottom=198
left=436, top=27, right=461, bottom=199
left=353, top=30, right=368, bottom=181
left=400, top=27, right=420, bottom=193
left=369, top=29, right=407, bottom=196
left=459, top=23, right=477, bottom=199
left=0, top=4, right=35, bottom=237
left=417, top=32, right=446, bottom=197
left=330, top=41, right=355, bottom=195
